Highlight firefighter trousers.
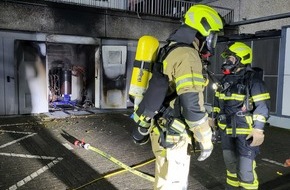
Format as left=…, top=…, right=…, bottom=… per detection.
left=150, top=129, right=191, bottom=190
left=220, top=130, right=260, bottom=190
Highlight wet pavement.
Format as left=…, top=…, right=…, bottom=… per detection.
left=0, top=110, right=290, bottom=190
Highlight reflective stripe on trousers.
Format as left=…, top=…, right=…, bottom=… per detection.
left=221, top=131, right=259, bottom=190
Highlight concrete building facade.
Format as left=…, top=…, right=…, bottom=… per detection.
left=0, top=0, right=290, bottom=129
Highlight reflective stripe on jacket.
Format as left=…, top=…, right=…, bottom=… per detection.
left=162, top=42, right=208, bottom=126
left=213, top=67, right=270, bottom=135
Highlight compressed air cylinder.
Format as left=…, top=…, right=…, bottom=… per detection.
left=129, top=35, right=159, bottom=108
left=61, top=70, right=72, bottom=95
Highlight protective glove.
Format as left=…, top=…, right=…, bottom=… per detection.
left=246, top=128, right=264, bottom=147
left=191, top=121, right=214, bottom=161
left=197, top=145, right=213, bottom=161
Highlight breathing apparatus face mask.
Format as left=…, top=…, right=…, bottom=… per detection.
left=221, top=59, right=236, bottom=75
left=221, top=54, right=241, bottom=75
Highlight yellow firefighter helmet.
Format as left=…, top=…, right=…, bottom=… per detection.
left=221, top=42, right=252, bottom=64
left=184, top=4, right=224, bottom=37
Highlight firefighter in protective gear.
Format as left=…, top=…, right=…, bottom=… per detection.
left=131, top=5, right=224, bottom=190
left=212, top=42, right=270, bottom=190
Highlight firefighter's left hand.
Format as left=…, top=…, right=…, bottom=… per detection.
left=246, top=128, right=264, bottom=147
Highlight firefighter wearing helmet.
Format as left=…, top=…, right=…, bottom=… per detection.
left=131, top=5, right=223, bottom=190
left=212, top=42, right=270, bottom=189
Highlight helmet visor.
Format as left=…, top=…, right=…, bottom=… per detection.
left=221, top=49, right=233, bottom=59
left=206, top=32, right=218, bottom=54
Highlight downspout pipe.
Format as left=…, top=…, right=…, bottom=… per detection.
left=229, top=12, right=290, bottom=26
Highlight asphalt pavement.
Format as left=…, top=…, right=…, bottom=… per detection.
left=0, top=110, right=289, bottom=190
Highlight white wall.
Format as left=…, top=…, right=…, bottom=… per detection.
left=239, top=0, right=290, bottom=33
left=209, top=0, right=290, bottom=33
left=209, top=0, right=240, bottom=22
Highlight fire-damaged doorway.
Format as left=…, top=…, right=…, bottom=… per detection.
left=15, top=40, right=48, bottom=114
left=47, top=43, right=129, bottom=111
left=100, top=45, right=127, bottom=109
left=46, top=43, right=96, bottom=111
left=14, top=37, right=130, bottom=115
left=15, top=38, right=98, bottom=114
